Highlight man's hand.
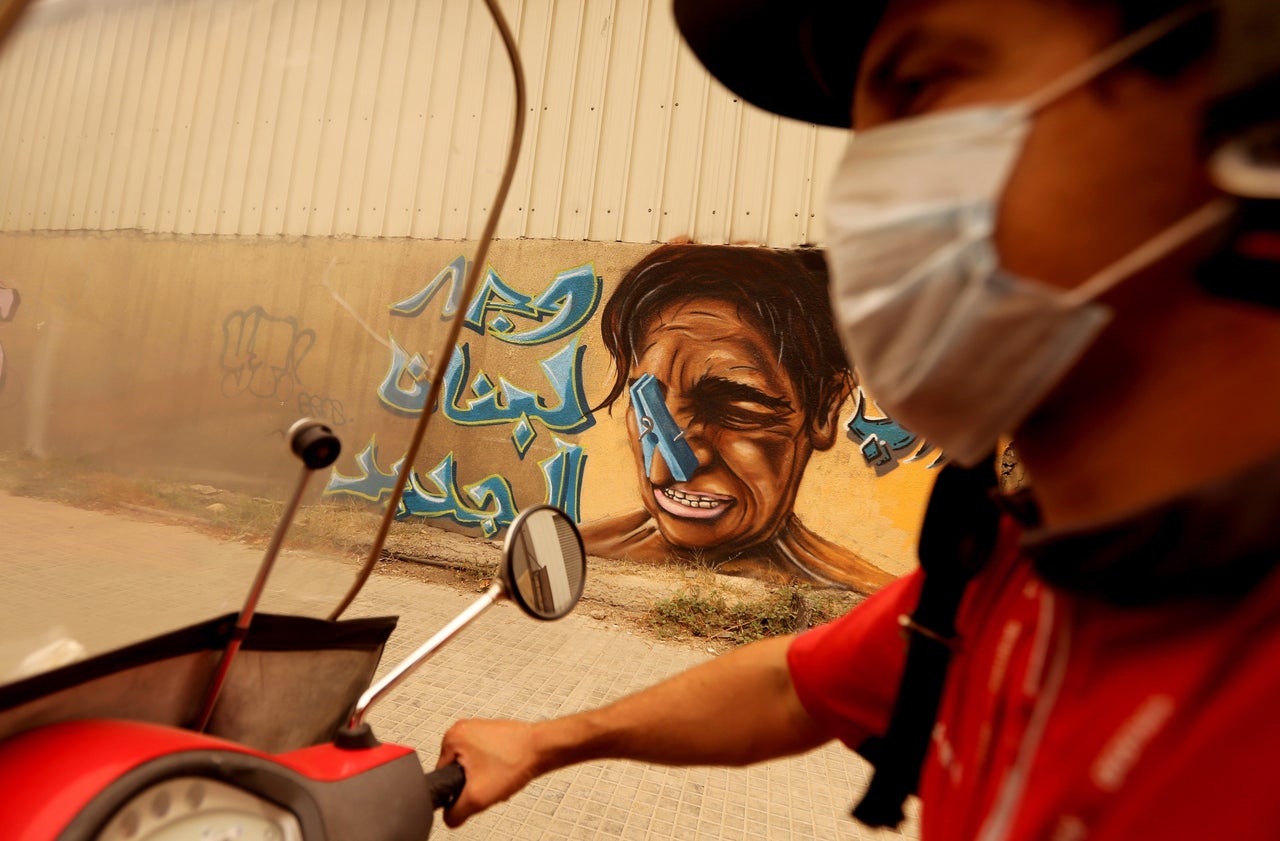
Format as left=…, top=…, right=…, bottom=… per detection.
left=436, top=718, right=542, bottom=827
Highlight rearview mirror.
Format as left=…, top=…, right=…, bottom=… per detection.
left=502, top=505, right=586, bottom=620
left=345, top=504, right=587, bottom=732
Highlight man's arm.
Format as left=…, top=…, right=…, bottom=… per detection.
left=436, top=633, right=828, bottom=827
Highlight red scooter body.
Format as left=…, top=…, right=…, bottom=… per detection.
left=0, top=608, right=471, bottom=841
left=0, top=719, right=432, bottom=841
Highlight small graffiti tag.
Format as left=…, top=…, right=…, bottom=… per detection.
left=297, top=391, right=350, bottom=427
left=220, top=306, right=316, bottom=401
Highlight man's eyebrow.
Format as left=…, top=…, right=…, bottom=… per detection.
left=864, top=29, right=914, bottom=94
left=687, top=374, right=792, bottom=411
left=862, top=27, right=992, bottom=100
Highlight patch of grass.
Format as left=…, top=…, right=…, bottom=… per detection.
left=665, top=545, right=722, bottom=577
left=0, top=453, right=162, bottom=510
left=648, top=585, right=855, bottom=646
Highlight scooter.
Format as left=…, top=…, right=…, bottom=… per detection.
left=0, top=417, right=587, bottom=841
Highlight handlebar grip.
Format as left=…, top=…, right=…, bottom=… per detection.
left=425, top=762, right=467, bottom=810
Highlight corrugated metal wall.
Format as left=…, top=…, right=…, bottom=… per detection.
left=0, top=0, right=847, bottom=246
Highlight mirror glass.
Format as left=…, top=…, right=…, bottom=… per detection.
left=504, top=506, right=586, bottom=620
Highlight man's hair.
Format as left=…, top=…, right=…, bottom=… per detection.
left=596, top=243, right=853, bottom=423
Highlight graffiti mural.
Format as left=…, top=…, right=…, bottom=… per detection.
left=323, top=246, right=925, bottom=590
left=578, top=244, right=898, bottom=593
left=326, top=258, right=600, bottom=532
left=220, top=306, right=316, bottom=400
left=0, top=283, right=17, bottom=392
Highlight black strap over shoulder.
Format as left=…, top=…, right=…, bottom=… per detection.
left=851, top=459, right=1003, bottom=828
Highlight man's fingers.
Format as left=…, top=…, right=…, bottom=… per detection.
left=434, top=719, right=536, bottom=827
left=443, top=801, right=472, bottom=829
left=437, top=719, right=474, bottom=768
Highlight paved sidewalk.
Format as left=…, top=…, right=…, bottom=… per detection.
left=0, top=492, right=918, bottom=840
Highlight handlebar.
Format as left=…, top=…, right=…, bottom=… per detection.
left=424, top=762, right=466, bottom=810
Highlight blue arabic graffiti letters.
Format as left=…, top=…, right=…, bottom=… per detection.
left=463, top=263, right=602, bottom=345
left=846, top=387, right=943, bottom=473
left=323, top=436, right=587, bottom=536
left=387, top=259, right=602, bottom=346
left=377, top=336, right=436, bottom=417
left=331, top=259, right=598, bottom=536
left=0, top=284, right=17, bottom=392
left=390, top=255, right=467, bottom=319
left=400, top=453, right=518, bottom=538
left=377, top=259, right=602, bottom=424
left=220, top=306, right=316, bottom=401
left=324, top=438, right=403, bottom=503
left=538, top=437, right=587, bottom=524
left=442, top=336, right=594, bottom=455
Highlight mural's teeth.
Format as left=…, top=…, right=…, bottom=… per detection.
left=663, top=488, right=722, bottom=509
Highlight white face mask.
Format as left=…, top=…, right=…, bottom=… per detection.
left=825, top=6, right=1229, bottom=467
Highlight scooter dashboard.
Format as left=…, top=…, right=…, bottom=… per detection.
left=95, top=776, right=301, bottom=841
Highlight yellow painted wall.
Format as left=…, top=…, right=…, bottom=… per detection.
left=0, top=231, right=932, bottom=577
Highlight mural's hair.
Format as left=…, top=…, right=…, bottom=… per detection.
left=595, top=243, right=853, bottom=423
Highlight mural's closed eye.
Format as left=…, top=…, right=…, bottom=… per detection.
left=682, top=374, right=794, bottom=432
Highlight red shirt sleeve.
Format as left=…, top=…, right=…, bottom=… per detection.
left=787, top=571, right=922, bottom=751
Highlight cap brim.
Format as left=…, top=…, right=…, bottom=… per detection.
left=673, top=0, right=888, bottom=129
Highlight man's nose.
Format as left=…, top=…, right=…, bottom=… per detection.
left=681, top=418, right=716, bottom=464
left=675, top=417, right=719, bottom=477
left=644, top=414, right=713, bottom=484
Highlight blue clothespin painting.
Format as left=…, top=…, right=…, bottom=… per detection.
left=629, top=374, right=699, bottom=483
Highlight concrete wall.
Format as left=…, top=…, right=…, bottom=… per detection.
left=0, top=231, right=935, bottom=582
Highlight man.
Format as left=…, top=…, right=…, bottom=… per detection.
left=579, top=243, right=892, bottom=592
left=437, top=1, right=1280, bottom=837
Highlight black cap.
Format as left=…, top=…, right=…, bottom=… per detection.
left=672, top=0, right=889, bottom=128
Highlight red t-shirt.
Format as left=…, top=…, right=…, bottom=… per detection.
left=789, top=516, right=1280, bottom=840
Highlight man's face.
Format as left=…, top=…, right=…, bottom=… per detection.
left=853, top=0, right=1215, bottom=293
left=626, top=298, right=835, bottom=554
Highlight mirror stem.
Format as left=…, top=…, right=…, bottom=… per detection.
left=347, top=580, right=506, bottom=730
left=194, top=464, right=314, bottom=732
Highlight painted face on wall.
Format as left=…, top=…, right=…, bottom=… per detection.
left=626, top=297, right=836, bottom=554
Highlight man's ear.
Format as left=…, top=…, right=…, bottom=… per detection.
left=808, top=379, right=853, bottom=451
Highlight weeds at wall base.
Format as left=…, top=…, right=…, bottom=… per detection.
left=647, top=585, right=860, bottom=646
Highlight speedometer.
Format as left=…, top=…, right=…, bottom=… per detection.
left=95, top=777, right=301, bottom=841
